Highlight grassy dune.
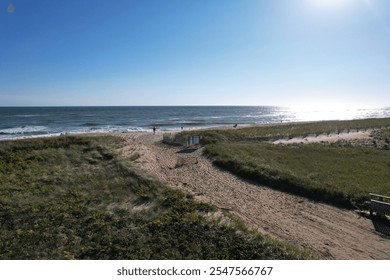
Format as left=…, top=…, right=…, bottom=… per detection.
left=0, top=136, right=310, bottom=260
left=199, top=118, right=390, bottom=143
left=199, top=119, right=390, bottom=209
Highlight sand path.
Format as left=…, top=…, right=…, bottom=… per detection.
left=117, top=132, right=390, bottom=260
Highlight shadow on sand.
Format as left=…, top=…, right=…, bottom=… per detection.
left=371, top=216, right=390, bottom=237
left=176, top=148, right=198, bottom=154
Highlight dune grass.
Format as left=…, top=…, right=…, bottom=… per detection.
left=0, top=135, right=310, bottom=260
left=198, top=118, right=390, bottom=209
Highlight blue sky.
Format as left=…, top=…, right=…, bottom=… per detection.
left=0, top=0, right=389, bottom=107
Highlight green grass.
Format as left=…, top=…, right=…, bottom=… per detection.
left=0, top=135, right=310, bottom=260
left=194, top=118, right=390, bottom=209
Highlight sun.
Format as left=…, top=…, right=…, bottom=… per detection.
left=309, top=0, right=352, bottom=8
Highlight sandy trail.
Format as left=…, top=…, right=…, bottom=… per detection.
left=117, top=132, right=390, bottom=260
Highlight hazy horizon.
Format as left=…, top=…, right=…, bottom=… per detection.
left=1, top=0, right=390, bottom=108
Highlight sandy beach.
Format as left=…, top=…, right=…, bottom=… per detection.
left=110, top=129, right=390, bottom=260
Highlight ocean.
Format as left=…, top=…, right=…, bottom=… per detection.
left=1, top=106, right=390, bottom=140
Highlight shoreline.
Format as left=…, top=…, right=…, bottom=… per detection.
left=1, top=117, right=388, bottom=142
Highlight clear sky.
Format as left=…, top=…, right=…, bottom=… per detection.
left=0, top=0, right=389, bottom=107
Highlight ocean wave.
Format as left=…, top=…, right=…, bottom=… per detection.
left=71, top=126, right=149, bottom=133
left=149, top=122, right=177, bottom=127
left=82, top=122, right=100, bottom=127
left=0, top=126, right=48, bottom=135
left=14, top=114, right=48, bottom=118
left=0, top=126, right=150, bottom=141
left=14, top=115, right=38, bottom=117
left=86, top=126, right=148, bottom=133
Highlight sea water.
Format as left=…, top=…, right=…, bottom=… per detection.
left=0, top=106, right=389, bottom=140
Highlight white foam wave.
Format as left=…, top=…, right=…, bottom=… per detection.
left=14, top=114, right=47, bottom=118
left=0, top=126, right=48, bottom=135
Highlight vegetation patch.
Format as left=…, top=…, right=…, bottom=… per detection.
left=0, top=136, right=310, bottom=259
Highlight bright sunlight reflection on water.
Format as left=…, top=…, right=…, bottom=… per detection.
left=286, top=105, right=389, bottom=122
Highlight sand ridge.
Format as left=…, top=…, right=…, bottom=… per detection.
left=273, top=130, right=372, bottom=145
left=116, top=131, right=390, bottom=260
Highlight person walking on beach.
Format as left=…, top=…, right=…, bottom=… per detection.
left=153, top=126, right=156, bottom=134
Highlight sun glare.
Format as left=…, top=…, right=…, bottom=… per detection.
left=309, top=0, right=352, bottom=8
left=288, top=102, right=368, bottom=122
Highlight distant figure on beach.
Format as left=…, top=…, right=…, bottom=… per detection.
left=233, top=124, right=238, bottom=128
left=181, top=126, right=183, bottom=130
left=153, top=126, right=156, bottom=134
